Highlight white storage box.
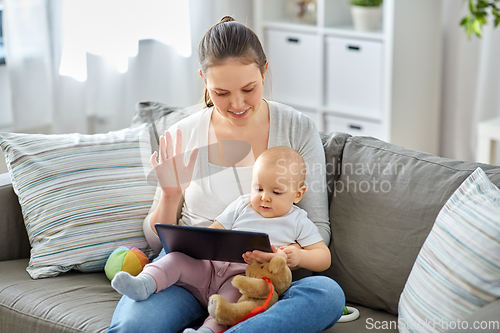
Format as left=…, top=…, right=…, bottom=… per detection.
left=325, top=36, right=384, bottom=119
left=265, top=29, right=321, bottom=107
left=324, top=114, right=386, bottom=141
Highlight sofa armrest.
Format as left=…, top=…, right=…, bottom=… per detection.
left=0, top=173, right=30, bottom=261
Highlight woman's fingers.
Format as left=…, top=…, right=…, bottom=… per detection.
left=158, top=135, right=165, bottom=163
left=150, top=151, right=159, bottom=168
left=174, top=128, right=182, bottom=157
left=165, top=130, right=174, bottom=160
left=157, top=130, right=175, bottom=164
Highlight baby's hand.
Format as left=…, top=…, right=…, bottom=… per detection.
left=242, top=245, right=286, bottom=264
left=280, top=243, right=302, bottom=268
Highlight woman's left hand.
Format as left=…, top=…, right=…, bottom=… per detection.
left=243, top=245, right=287, bottom=265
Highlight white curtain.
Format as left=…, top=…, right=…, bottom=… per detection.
left=3, top=0, right=54, bottom=131
left=440, top=0, right=500, bottom=164
left=3, top=0, right=253, bottom=134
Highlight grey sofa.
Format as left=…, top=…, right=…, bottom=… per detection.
left=1, top=122, right=500, bottom=332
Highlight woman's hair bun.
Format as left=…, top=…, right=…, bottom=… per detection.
left=219, top=16, right=235, bottom=23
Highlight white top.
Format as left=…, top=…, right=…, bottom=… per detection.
left=144, top=101, right=330, bottom=253
left=216, top=194, right=323, bottom=248
left=208, top=163, right=253, bottom=206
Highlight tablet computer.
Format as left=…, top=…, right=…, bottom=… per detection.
left=155, top=224, right=272, bottom=263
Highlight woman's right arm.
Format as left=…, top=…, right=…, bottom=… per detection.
left=142, top=187, right=163, bottom=253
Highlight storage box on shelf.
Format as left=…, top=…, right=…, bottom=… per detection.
left=265, top=29, right=321, bottom=108
left=253, top=0, right=442, bottom=155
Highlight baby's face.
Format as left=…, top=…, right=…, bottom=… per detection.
left=250, top=160, right=303, bottom=218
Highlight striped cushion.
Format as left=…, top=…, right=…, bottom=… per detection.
left=398, top=167, right=500, bottom=332
left=0, top=125, right=156, bottom=279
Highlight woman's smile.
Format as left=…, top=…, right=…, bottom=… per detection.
left=228, top=107, right=250, bottom=118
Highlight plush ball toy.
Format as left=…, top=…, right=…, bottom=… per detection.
left=207, top=256, right=292, bottom=326
left=105, top=246, right=149, bottom=281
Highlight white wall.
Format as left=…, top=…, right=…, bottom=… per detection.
left=0, top=0, right=13, bottom=131
left=0, top=66, right=13, bottom=130
left=0, top=65, right=13, bottom=174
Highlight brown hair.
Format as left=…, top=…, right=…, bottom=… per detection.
left=198, top=16, right=267, bottom=107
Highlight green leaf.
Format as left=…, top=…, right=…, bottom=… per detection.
left=472, top=19, right=483, bottom=36
left=477, top=2, right=488, bottom=9
left=469, top=0, right=475, bottom=13
left=495, top=16, right=500, bottom=26
left=460, top=16, right=470, bottom=26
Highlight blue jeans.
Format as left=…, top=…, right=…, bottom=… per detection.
left=108, top=250, right=345, bottom=333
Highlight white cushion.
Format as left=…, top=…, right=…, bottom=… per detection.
left=0, top=125, right=156, bottom=279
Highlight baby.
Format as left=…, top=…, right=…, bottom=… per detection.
left=112, top=146, right=331, bottom=333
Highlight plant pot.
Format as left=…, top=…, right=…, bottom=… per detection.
left=351, top=5, right=382, bottom=31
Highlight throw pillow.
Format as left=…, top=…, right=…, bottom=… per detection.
left=0, top=124, right=156, bottom=279
left=398, top=167, right=500, bottom=333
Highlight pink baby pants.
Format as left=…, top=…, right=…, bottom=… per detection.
left=142, top=252, right=247, bottom=333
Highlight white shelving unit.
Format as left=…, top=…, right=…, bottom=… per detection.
left=254, top=0, right=442, bottom=155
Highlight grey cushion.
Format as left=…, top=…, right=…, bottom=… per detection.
left=444, top=299, right=500, bottom=333
left=0, top=259, right=119, bottom=333
left=131, top=101, right=201, bottom=155
left=322, top=136, right=500, bottom=315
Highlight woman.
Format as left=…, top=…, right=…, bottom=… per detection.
left=108, top=16, right=345, bottom=333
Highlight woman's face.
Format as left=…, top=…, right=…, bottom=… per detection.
left=202, top=59, right=267, bottom=127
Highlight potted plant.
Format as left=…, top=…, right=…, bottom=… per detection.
left=350, top=0, right=383, bottom=31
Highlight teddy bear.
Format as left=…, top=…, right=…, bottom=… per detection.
left=207, top=256, right=292, bottom=326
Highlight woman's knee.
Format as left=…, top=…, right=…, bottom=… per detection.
left=290, top=276, right=345, bottom=314
left=108, top=286, right=206, bottom=333
left=312, top=275, right=344, bottom=298
left=309, top=276, right=345, bottom=324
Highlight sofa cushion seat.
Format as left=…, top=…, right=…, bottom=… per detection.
left=0, top=259, right=400, bottom=333
left=0, top=259, right=119, bottom=333
left=323, top=304, right=397, bottom=333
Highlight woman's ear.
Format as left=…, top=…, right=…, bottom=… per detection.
left=293, top=185, right=307, bottom=204
left=261, top=62, right=269, bottom=82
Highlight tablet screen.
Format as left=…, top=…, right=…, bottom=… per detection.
left=155, top=224, right=272, bottom=263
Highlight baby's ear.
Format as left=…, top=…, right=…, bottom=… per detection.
left=293, top=185, right=307, bottom=204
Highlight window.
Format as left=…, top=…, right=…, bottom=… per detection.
left=58, top=0, right=191, bottom=81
